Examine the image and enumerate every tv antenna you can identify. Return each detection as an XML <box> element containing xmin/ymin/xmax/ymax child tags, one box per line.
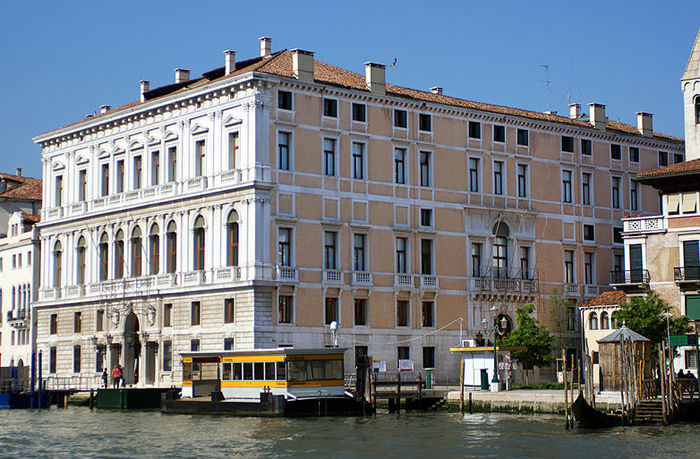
<box><xmin>540</xmin><ymin>64</ymin><xmax>550</xmax><ymax>112</ymax></box>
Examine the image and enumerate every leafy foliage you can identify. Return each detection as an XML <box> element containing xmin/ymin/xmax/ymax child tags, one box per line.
<box><xmin>615</xmin><ymin>291</ymin><xmax>690</xmax><ymax>345</ymax></box>
<box><xmin>501</xmin><ymin>303</ymin><xmax>554</xmax><ymax>370</ymax></box>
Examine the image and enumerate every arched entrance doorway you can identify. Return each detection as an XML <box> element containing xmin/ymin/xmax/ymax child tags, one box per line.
<box><xmin>124</xmin><ymin>312</ymin><xmax>141</xmax><ymax>386</ymax></box>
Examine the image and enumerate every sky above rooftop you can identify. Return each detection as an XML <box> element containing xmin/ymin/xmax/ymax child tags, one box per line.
<box><xmin>1</xmin><ymin>0</ymin><xmax>698</xmax><ymax>179</ymax></box>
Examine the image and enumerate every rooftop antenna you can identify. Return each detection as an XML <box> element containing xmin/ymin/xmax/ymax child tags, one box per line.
<box><xmin>540</xmin><ymin>64</ymin><xmax>550</xmax><ymax>112</ymax></box>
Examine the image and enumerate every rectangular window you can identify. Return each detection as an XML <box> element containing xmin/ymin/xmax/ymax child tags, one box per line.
<box><xmin>96</xmin><ymin>347</ymin><xmax>105</xmax><ymax>373</ymax></box>
<box><xmin>468</xmin><ymin>121</ymin><xmax>481</xmax><ymax>139</ymax></box>
<box><xmin>582</xmin><ymin>172</ymin><xmax>591</xmax><ymax>205</ymax></box>
<box><xmin>584</xmin><ymin>252</ymin><xmax>594</xmax><ymax>284</ymax></box>
<box><xmin>686</xmin><ymin>350</ymin><xmax>697</xmax><ymax>369</ymax></box>
<box><xmin>561</xmin><ymin>136</ymin><xmax>574</xmax><ymax>153</ymax></box>
<box><xmin>278</xmin><ymin>90</ymin><xmax>292</xmax><ymax>110</ymax></box>
<box><xmin>629</xmin><ymin>147</ymin><xmax>640</xmax><ymax>163</ymax></box>
<box><xmin>419</xmin><ymin>114</ymin><xmax>432</xmax><ymax>132</ymax></box>
<box><xmin>397</xmin><ymin>346</ymin><xmax>410</xmax><ymax>367</ymax></box>
<box><xmin>493</xmin><ymin>125</ymin><xmax>505</xmax><ymax>143</ymax></box>
<box><xmin>581</xmin><ymin>139</ymin><xmax>592</xmax><ymax>155</ymax></box>
<box><xmin>516</xmin><ymin>129</ymin><xmax>529</xmax><ymax>146</ymax></box>
<box><xmin>78</xmin><ymin>170</ymin><xmax>87</xmax><ymax>201</ymax></box>
<box><xmin>354</xmin><ymin>298</ymin><xmax>367</xmax><ymax>326</ymax></box>
<box><xmin>323</xmin><ymin>98</ymin><xmax>338</xmax><ymax>118</ymax></box>
<box><xmin>224</xmin><ymin>298</ymin><xmax>235</xmax><ymax>323</ymax></box>
<box><xmin>190</xmin><ymin>339</ymin><xmax>200</xmax><ymax>352</ymax></box>
<box><xmin>397</xmin><ymin>300</ymin><xmax>409</xmax><ymax>327</ymax></box>
<box><xmin>116</xmin><ymin>160</ymin><xmax>124</xmax><ymax>193</ymax></box>
<box><xmin>471</xmin><ymin>243</ymin><xmax>482</xmax><ymax>277</ymax></box>
<box><xmin>151</xmin><ymin>151</ymin><xmax>160</xmax><ymax>186</ymax></box>
<box><xmin>228</xmin><ymin>132</ymin><xmax>240</xmax><ymax>170</ymax></box>
<box><xmin>55</xmin><ymin>175</ymin><xmax>63</xmax><ymax>206</ymax></box>
<box><xmin>613</xmin><ymin>227</ymin><xmax>623</xmax><ymax>244</ymax></box>
<box><xmin>74</xmin><ymin>311</ymin><xmax>81</xmax><ymax>333</ymax></box>
<box><xmin>352</xmin><ymin>103</ymin><xmax>366</xmax><ymax>122</ymax></box>
<box><xmin>191</xmin><ymin>301</ymin><xmax>201</xmax><ymax>326</ymax></box>
<box><xmin>421</xmin><ymin>239</ymin><xmax>433</xmax><ymax>275</ymax></box>
<box><xmin>610</xmin><ymin>144</ymin><xmax>621</xmax><ymax>160</ymax></box>
<box><xmin>520</xmin><ymin>247</ymin><xmax>530</xmax><ymax>279</ymax></box>
<box><xmin>278</xmin><ymin>228</ymin><xmax>291</xmax><ymax>266</ymax></box>
<box><xmin>674</xmin><ymin>153</ymin><xmax>684</xmax><ymax>164</ymax></box>
<box><xmin>517</xmin><ymin>164</ymin><xmax>528</xmax><ymax>198</ymax></box>
<box><xmin>324</xmin><ymin>297</ymin><xmax>338</xmax><ymax>325</ymax></box>
<box><xmin>394</xmin><ymin>148</ymin><xmax>406</xmax><ymax>184</ymax></box>
<box><xmin>133</xmin><ymin>155</ymin><xmax>142</xmax><ymax>189</ymax></box>
<box><xmin>194</xmin><ymin>140</ymin><xmax>205</xmax><ymax>177</ymax></box>
<box><xmin>224</xmin><ymin>338</ymin><xmax>235</xmax><ymax>351</ymax></box>
<box><xmin>50</xmin><ymin>314</ymin><xmax>58</xmax><ymax>334</ymax></box>
<box><xmin>396</xmin><ymin>237</ymin><xmax>407</xmax><ymax>273</ymax></box>
<box><xmin>278</xmin><ymin>296</ymin><xmax>293</xmax><ymax>323</ymax></box>
<box><xmin>420</xmin><ymin>209</ymin><xmax>432</xmax><ymax>227</ymax></box>
<box><xmin>419</xmin><ymin>151</ymin><xmax>431</xmax><ymax>187</ymax></box>
<box><xmin>167</xmin><ymin>146</ymin><xmax>177</xmax><ymax>182</ymax></box>
<box><xmin>562</xmin><ymin>170</ymin><xmax>572</xmax><ymax>203</ymax></box>
<box><xmin>564</xmin><ymin>250</ymin><xmax>575</xmax><ymax>283</ymax></box>
<box><xmin>422</xmin><ymin>346</ymin><xmax>435</xmax><ymax>369</ymax></box>
<box><xmin>469</xmin><ymin>158</ymin><xmax>480</xmax><ymax>192</ymax></box>
<box><xmin>422</xmin><ymin>301</ymin><xmax>435</xmax><ymax>327</ymax></box>
<box><xmin>96</xmin><ymin>309</ymin><xmax>104</xmax><ymax>332</ymax></box>
<box><xmin>49</xmin><ymin>346</ymin><xmax>57</xmax><ymax>373</ymax></box>
<box><xmin>353</xmin><ymin>234</ymin><xmax>366</xmax><ymax>271</ymax></box>
<box><xmin>73</xmin><ymin>345</ymin><xmax>81</xmax><ymax>373</ymax></box>
<box><xmin>614</xmin><ymin>253</ymin><xmax>623</xmax><ymax>272</ymax></box>
<box><xmin>659</xmin><ymin>151</ymin><xmax>669</xmax><ymax>166</ymax></box>
<box><xmin>584</xmin><ymin>224</ymin><xmax>595</xmax><ymax>241</ymax></box>
<box><xmin>630</xmin><ymin>180</ymin><xmax>639</xmax><ymax>211</ymax></box>
<box><xmin>324</xmin><ymin>231</ymin><xmax>337</xmax><ymax>270</ymax></box>
<box><xmin>394</xmin><ymin>109</ymin><xmax>407</xmax><ymax>128</ymax></box>
<box><xmin>163</xmin><ymin>303</ymin><xmax>172</xmax><ymax>327</ymax></box>
<box><xmin>493</xmin><ymin>161</ymin><xmax>503</xmax><ymax>195</ymax></box>
<box><xmin>611</xmin><ymin>176</ymin><xmax>621</xmax><ymax>208</ymax></box>
<box><xmin>101</xmin><ymin>164</ymin><xmax>109</xmax><ymax>196</ymax></box>
<box><xmin>278</xmin><ymin>132</ymin><xmax>290</xmax><ymax>171</ymax></box>
<box><xmin>323</xmin><ymin>138</ymin><xmax>336</xmax><ymax>176</ymax></box>
<box><xmin>352</xmin><ymin>142</ymin><xmax>364</xmax><ymax>179</ymax></box>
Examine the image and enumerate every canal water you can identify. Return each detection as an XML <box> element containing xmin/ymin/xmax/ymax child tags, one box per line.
<box><xmin>0</xmin><ymin>408</ymin><xmax>698</xmax><ymax>458</ymax></box>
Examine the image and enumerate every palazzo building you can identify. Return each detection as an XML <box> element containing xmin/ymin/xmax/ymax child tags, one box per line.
<box><xmin>33</xmin><ymin>37</ymin><xmax>684</xmax><ymax>386</ymax></box>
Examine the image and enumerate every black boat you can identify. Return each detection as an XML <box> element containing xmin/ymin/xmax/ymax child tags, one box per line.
<box><xmin>571</xmin><ymin>392</ymin><xmax>622</xmax><ymax>428</ymax></box>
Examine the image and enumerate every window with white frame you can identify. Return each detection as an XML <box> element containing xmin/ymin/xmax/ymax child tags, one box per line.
<box><xmin>151</xmin><ymin>151</ymin><xmax>160</xmax><ymax>186</ymax></box>
<box><xmin>101</xmin><ymin>164</ymin><xmax>109</xmax><ymax>197</ymax></box>
<box><xmin>323</xmin><ymin>138</ymin><xmax>336</xmax><ymax>176</ymax></box>
<box><xmin>584</xmin><ymin>252</ymin><xmax>594</xmax><ymax>284</ymax></box>
<box><xmin>54</xmin><ymin>175</ymin><xmax>63</xmax><ymax>207</ymax></box>
<box><xmin>323</xmin><ymin>98</ymin><xmax>338</xmax><ymax>118</ymax></box>
<box><xmin>562</xmin><ymin>170</ymin><xmax>572</xmax><ymax>203</ymax></box>
<box><xmin>278</xmin><ymin>132</ymin><xmax>291</xmax><ymax>171</ymax></box>
<box><xmin>116</xmin><ymin>159</ymin><xmax>124</xmax><ymax>193</ymax></box>
<box><xmin>419</xmin><ymin>113</ymin><xmax>432</xmax><ymax>132</ymax></box>
<box><xmin>167</xmin><ymin>146</ymin><xmax>177</xmax><ymax>182</ymax></box>
<box><xmin>352</xmin><ymin>103</ymin><xmax>366</xmax><ymax>122</ymax></box>
<box><xmin>630</xmin><ymin>180</ymin><xmax>639</xmax><ymax>211</ymax></box>
<box><xmin>228</xmin><ymin>131</ymin><xmax>240</xmax><ymax>170</ymax></box>
<box><xmin>564</xmin><ymin>250</ymin><xmax>575</xmax><ymax>283</ymax></box>
<box><xmin>471</xmin><ymin>242</ymin><xmax>482</xmax><ymax>277</ymax></box>
<box><xmin>516</xmin><ymin>128</ymin><xmax>529</xmax><ymax>146</ymax></box>
<box><xmin>421</xmin><ymin>239</ymin><xmax>433</xmax><ymax>275</ymax></box>
<box><xmin>133</xmin><ymin>155</ymin><xmax>142</xmax><ymax>190</ymax></box>
<box><xmin>194</xmin><ymin>139</ymin><xmax>206</xmax><ymax>177</ymax></box>
<box><xmin>493</xmin><ymin>125</ymin><xmax>505</xmax><ymax>143</ymax></box>
<box><xmin>324</xmin><ymin>231</ymin><xmax>337</xmax><ymax>270</ymax></box>
<box><xmin>394</xmin><ymin>109</ymin><xmax>407</xmax><ymax>128</ymax></box>
<box><xmin>394</xmin><ymin>148</ymin><xmax>406</xmax><ymax>184</ymax></box>
<box><xmin>493</xmin><ymin>161</ymin><xmax>504</xmax><ymax>195</ymax></box>
<box><xmin>278</xmin><ymin>228</ymin><xmax>292</xmax><ymax>267</ymax></box>
<box><xmin>353</xmin><ymin>234</ymin><xmax>366</xmax><ymax>271</ymax></box>
<box><xmin>582</xmin><ymin>172</ymin><xmax>591</xmax><ymax>205</ymax></box>
<box><xmin>611</xmin><ymin>176</ymin><xmax>621</xmax><ymax>209</ymax></box>
<box><xmin>469</xmin><ymin>158</ymin><xmax>480</xmax><ymax>192</ymax></box>
<box><xmin>78</xmin><ymin>169</ymin><xmax>87</xmax><ymax>202</ymax></box>
<box><xmin>352</xmin><ymin>142</ymin><xmax>365</xmax><ymax>179</ymax></box>
<box><xmin>419</xmin><ymin>151</ymin><xmax>431</xmax><ymax>187</ymax></box>
<box><xmin>396</xmin><ymin>237</ymin><xmax>408</xmax><ymax>273</ymax></box>
<box><xmin>517</xmin><ymin>164</ymin><xmax>528</xmax><ymax>198</ymax></box>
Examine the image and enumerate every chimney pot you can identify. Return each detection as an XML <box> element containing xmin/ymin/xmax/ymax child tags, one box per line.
<box><xmin>174</xmin><ymin>68</ymin><xmax>190</xmax><ymax>84</ymax></box>
<box><xmin>292</xmin><ymin>49</ymin><xmax>315</xmax><ymax>83</ymax></box>
<box><xmin>637</xmin><ymin>112</ymin><xmax>653</xmax><ymax>137</ymax></box>
<box><xmin>568</xmin><ymin>103</ymin><xmax>580</xmax><ymax>119</ymax></box>
<box><xmin>365</xmin><ymin>62</ymin><xmax>386</xmax><ymax>95</ymax></box>
<box><xmin>430</xmin><ymin>86</ymin><xmax>443</xmax><ymax>95</ymax></box>
<box><xmin>588</xmin><ymin>103</ymin><xmax>607</xmax><ymax>130</ymax></box>
<box><xmin>16</xmin><ymin>168</ymin><xmax>21</xmax><ymax>177</ymax></box>
<box><xmin>259</xmin><ymin>37</ymin><xmax>272</xmax><ymax>57</ymax></box>
<box><xmin>99</xmin><ymin>104</ymin><xmax>111</xmax><ymax>114</ymax></box>
<box><xmin>224</xmin><ymin>50</ymin><xmax>236</xmax><ymax>75</ymax></box>
<box><xmin>139</xmin><ymin>80</ymin><xmax>150</xmax><ymax>102</ymax></box>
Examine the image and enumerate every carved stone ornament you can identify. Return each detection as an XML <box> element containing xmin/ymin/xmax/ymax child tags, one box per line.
<box><xmin>147</xmin><ymin>306</ymin><xmax>156</xmax><ymax>326</ymax></box>
<box><xmin>111</xmin><ymin>310</ymin><xmax>120</xmax><ymax>326</ymax></box>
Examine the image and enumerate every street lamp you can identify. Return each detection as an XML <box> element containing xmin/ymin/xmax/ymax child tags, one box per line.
<box><xmin>482</xmin><ymin>306</ymin><xmax>509</xmax><ymax>385</ymax></box>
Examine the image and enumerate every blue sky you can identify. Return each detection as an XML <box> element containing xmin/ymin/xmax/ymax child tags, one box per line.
<box><xmin>1</xmin><ymin>0</ymin><xmax>698</xmax><ymax>178</ymax></box>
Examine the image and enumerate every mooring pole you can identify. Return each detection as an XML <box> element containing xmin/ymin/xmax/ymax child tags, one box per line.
<box><xmin>37</xmin><ymin>351</ymin><xmax>43</xmax><ymax>411</ymax></box>
<box><xmin>563</xmin><ymin>349</ymin><xmax>569</xmax><ymax>430</ymax></box>
<box><xmin>30</xmin><ymin>351</ymin><xmax>36</xmax><ymax>409</ymax></box>
<box><xmin>460</xmin><ymin>358</ymin><xmax>465</xmax><ymax>413</ymax></box>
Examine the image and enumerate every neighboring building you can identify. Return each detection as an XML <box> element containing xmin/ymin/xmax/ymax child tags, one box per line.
<box><xmin>0</xmin><ymin>212</ymin><xmax>40</xmax><ymax>367</ymax></box>
<box><xmin>33</xmin><ymin>37</ymin><xmax>684</xmax><ymax>387</ymax></box>
<box><xmin>0</xmin><ymin>170</ymin><xmax>42</xmax><ymax>237</ymax></box>
<box><xmin>580</xmin><ymin>290</ymin><xmax>626</xmax><ymax>388</ymax></box>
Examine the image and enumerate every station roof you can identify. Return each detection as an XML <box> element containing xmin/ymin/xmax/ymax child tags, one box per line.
<box><xmin>598</xmin><ymin>325</ymin><xmax>650</xmax><ymax>343</ymax></box>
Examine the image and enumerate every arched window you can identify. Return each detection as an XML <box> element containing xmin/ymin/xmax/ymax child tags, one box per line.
<box><xmin>114</xmin><ymin>230</ymin><xmax>125</xmax><ymax>279</ymax></box>
<box><xmin>492</xmin><ymin>222</ymin><xmax>510</xmax><ymax>278</ymax></box>
<box><xmin>166</xmin><ymin>221</ymin><xmax>177</xmax><ymax>274</ymax></box>
<box><xmin>695</xmin><ymin>95</ymin><xmax>700</xmax><ymax>124</ymax></box>
<box><xmin>99</xmin><ymin>233</ymin><xmax>109</xmax><ymax>281</ymax></box>
<box><xmin>193</xmin><ymin>216</ymin><xmax>205</xmax><ymax>271</ymax></box>
<box><xmin>611</xmin><ymin>311</ymin><xmax>619</xmax><ymax>329</ymax></box>
<box><xmin>76</xmin><ymin>237</ymin><xmax>87</xmax><ymax>285</ymax></box>
<box><xmin>600</xmin><ymin>311</ymin><xmax>610</xmax><ymax>330</ymax></box>
<box><xmin>226</xmin><ymin>211</ymin><xmax>239</xmax><ymax>267</ymax></box>
<box><xmin>54</xmin><ymin>241</ymin><xmax>63</xmax><ymax>287</ymax></box>
<box><xmin>589</xmin><ymin>312</ymin><xmax>598</xmax><ymax>330</ymax></box>
<box><xmin>131</xmin><ymin>227</ymin><xmax>142</xmax><ymax>277</ymax></box>
<box><xmin>149</xmin><ymin>224</ymin><xmax>160</xmax><ymax>275</ymax></box>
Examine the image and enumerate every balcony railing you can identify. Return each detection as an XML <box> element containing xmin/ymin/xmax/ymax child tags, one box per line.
<box><xmin>470</xmin><ymin>269</ymin><xmax>539</xmax><ymax>295</ymax></box>
<box><xmin>324</xmin><ymin>269</ymin><xmax>343</xmax><ymax>284</ymax></box>
<box><xmin>351</xmin><ymin>271</ymin><xmax>372</xmax><ymax>286</ymax></box>
<box><xmin>276</xmin><ymin>266</ymin><xmax>298</xmax><ymax>282</ymax></box>
<box><xmin>564</xmin><ymin>283</ymin><xmax>580</xmax><ymax>296</ymax></box>
<box><xmin>420</xmin><ymin>275</ymin><xmax>438</xmax><ymax>290</ymax></box>
<box><xmin>395</xmin><ymin>274</ymin><xmax>413</xmax><ymax>288</ymax></box>
<box><xmin>623</xmin><ymin>216</ymin><xmax>665</xmax><ymax>234</ymax></box>
<box><xmin>584</xmin><ymin>285</ymin><xmax>599</xmax><ymax>297</ymax></box>
<box><xmin>674</xmin><ymin>266</ymin><xmax>700</xmax><ymax>284</ymax></box>
<box><xmin>610</xmin><ymin>269</ymin><xmax>650</xmax><ymax>285</ymax></box>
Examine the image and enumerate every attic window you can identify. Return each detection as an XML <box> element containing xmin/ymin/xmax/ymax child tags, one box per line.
<box><xmin>278</xmin><ymin>90</ymin><xmax>293</xmax><ymax>111</ymax></box>
<box><xmin>323</xmin><ymin>98</ymin><xmax>337</xmax><ymax>118</ymax></box>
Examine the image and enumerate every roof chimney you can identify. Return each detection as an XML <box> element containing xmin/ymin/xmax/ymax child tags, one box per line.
<box><xmin>430</xmin><ymin>86</ymin><xmax>443</xmax><ymax>95</ymax></box>
<box><xmin>637</xmin><ymin>112</ymin><xmax>653</xmax><ymax>137</ymax></box>
<box><xmin>259</xmin><ymin>37</ymin><xmax>272</xmax><ymax>57</ymax></box>
<box><xmin>568</xmin><ymin>103</ymin><xmax>580</xmax><ymax>119</ymax></box>
<box><xmin>292</xmin><ymin>49</ymin><xmax>314</xmax><ymax>83</ymax></box>
<box><xmin>16</xmin><ymin>168</ymin><xmax>21</xmax><ymax>177</ymax></box>
<box><xmin>224</xmin><ymin>50</ymin><xmax>236</xmax><ymax>75</ymax></box>
<box><xmin>365</xmin><ymin>62</ymin><xmax>386</xmax><ymax>95</ymax></box>
<box><xmin>175</xmin><ymin>69</ymin><xmax>190</xmax><ymax>84</ymax></box>
<box><xmin>140</xmin><ymin>80</ymin><xmax>150</xmax><ymax>102</ymax></box>
<box><xmin>588</xmin><ymin>103</ymin><xmax>607</xmax><ymax>130</ymax></box>
<box><xmin>99</xmin><ymin>104</ymin><xmax>111</xmax><ymax>114</ymax></box>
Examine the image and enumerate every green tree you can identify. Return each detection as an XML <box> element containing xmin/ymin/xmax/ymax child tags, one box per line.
<box><xmin>615</xmin><ymin>291</ymin><xmax>690</xmax><ymax>349</ymax></box>
<box><xmin>500</xmin><ymin>303</ymin><xmax>554</xmax><ymax>384</ymax></box>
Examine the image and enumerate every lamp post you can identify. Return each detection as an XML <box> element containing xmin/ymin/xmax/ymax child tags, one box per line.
<box><xmin>482</xmin><ymin>306</ymin><xmax>509</xmax><ymax>386</ymax></box>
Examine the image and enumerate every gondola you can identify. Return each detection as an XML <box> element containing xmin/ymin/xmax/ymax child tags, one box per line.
<box><xmin>571</xmin><ymin>392</ymin><xmax>623</xmax><ymax>428</ymax></box>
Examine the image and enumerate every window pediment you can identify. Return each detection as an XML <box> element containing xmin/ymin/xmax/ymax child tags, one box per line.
<box><xmin>223</xmin><ymin>115</ymin><xmax>242</xmax><ymax>127</ymax></box>
<box><xmin>191</xmin><ymin>123</ymin><xmax>209</xmax><ymax>135</ymax></box>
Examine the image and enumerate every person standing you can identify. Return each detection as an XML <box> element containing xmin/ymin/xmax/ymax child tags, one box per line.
<box><xmin>102</xmin><ymin>369</ymin><xmax>108</xmax><ymax>388</ymax></box>
<box><xmin>112</xmin><ymin>365</ymin><xmax>121</xmax><ymax>388</ymax></box>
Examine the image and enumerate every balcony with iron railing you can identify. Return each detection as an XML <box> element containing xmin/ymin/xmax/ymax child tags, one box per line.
<box><xmin>470</xmin><ymin>268</ymin><xmax>539</xmax><ymax>296</ymax></box>
<box><xmin>674</xmin><ymin>266</ymin><xmax>700</xmax><ymax>288</ymax></box>
<box><xmin>622</xmin><ymin>215</ymin><xmax>666</xmax><ymax>235</ymax></box>
<box><xmin>7</xmin><ymin>309</ymin><xmax>28</xmax><ymax>328</ymax></box>
<box><xmin>610</xmin><ymin>269</ymin><xmax>650</xmax><ymax>291</ymax></box>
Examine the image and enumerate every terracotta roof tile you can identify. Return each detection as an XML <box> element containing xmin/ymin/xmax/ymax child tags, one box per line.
<box><xmin>635</xmin><ymin>157</ymin><xmax>700</xmax><ymax>181</ymax></box>
<box><xmin>583</xmin><ymin>291</ymin><xmax>626</xmax><ymax>308</ymax></box>
<box><xmin>22</xmin><ymin>213</ymin><xmax>40</xmax><ymax>224</ymax></box>
<box><xmin>0</xmin><ymin>173</ymin><xmax>42</xmax><ymax>201</ymax></box>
